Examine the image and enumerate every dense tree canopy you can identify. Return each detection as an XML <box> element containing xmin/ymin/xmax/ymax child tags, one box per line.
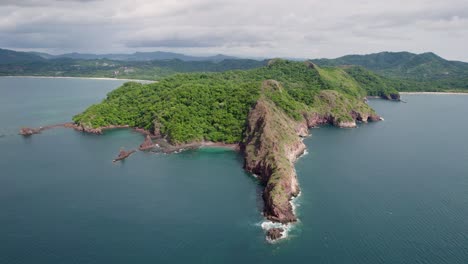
<box><xmin>73</xmin><ymin>60</ymin><xmax>395</xmax><ymax>144</ymax></box>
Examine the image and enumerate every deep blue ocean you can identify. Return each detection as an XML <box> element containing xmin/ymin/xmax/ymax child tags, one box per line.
<box><xmin>1</xmin><ymin>77</ymin><xmax>467</xmax><ymax>263</ymax></box>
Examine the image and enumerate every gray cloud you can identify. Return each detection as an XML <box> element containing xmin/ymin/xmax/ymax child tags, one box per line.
<box><xmin>1</xmin><ymin>0</ymin><xmax>467</xmax><ymax>61</ymax></box>
<box><xmin>0</xmin><ymin>0</ymin><xmax>100</xmax><ymax>6</ymax></box>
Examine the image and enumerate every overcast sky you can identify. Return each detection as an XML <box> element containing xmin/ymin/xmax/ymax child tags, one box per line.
<box><xmin>1</xmin><ymin>0</ymin><xmax>468</xmax><ymax>61</ymax></box>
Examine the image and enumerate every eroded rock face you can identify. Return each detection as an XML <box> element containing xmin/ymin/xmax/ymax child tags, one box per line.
<box><xmin>242</xmin><ymin>87</ymin><xmax>382</xmax><ymax>231</ymax></box>
<box><xmin>303</xmin><ymin>112</ymin><xmax>331</xmax><ymax>127</ymax></box>
<box><xmin>351</xmin><ymin>110</ymin><xmax>381</xmax><ymax>123</ymax></box>
<box><xmin>336</xmin><ymin>121</ymin><xmax>357</xmax><ymax>128</ymax></box>
<box><xmin>242</xmin><ymin>98</ymin><xmax>304</xmax><ymax>224</ymax></box>
<box><xmin>381</xmin><ymin>93</ymin><xmax>401</xmax><ymax>101</ymax></box>
<box><xmin>266</xmin><ymin>228</ymin><xmax>284</xmax><ymax>241</ymax></box>
<box><xmin>139</xmin><ymin>135</ymin><xmax>155</xmax><ymax>151</ymax></box>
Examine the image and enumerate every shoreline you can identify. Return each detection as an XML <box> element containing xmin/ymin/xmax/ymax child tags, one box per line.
<box><xmin>400</xmin><ymin>92</ymin><xmax>468</xmax><ymax>95</ymax></box>
<box><xmin>0</xmin><ymin>75</ymin><xmax>155</xmax><ymax>83</ymax></box>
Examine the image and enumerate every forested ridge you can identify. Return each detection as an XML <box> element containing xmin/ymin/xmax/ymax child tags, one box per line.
<box><xmin>73</xmin><ymin>60</ymin><xmax>392</xmax><ymax>144</ymax></box>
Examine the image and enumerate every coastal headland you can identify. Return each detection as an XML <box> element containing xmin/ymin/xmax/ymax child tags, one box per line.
<box><xmin>19</xmin><ymin>60</ymin><xmax>400</xmax><ymax>241</ymax></box>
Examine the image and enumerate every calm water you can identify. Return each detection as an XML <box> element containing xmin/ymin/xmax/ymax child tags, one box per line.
<box><xmin>1</xmin><ymin>77</ymin><xmax>468</xmax><ymax>263</ymax></box>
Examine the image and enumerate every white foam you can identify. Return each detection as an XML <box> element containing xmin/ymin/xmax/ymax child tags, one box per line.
<box><xmin>291</xmin><ymin>191</ymin><xmax>302</xmax><ymax>214</ymax></box>
<box><xmin>259</xmin><ymin>220</ymin><xmax>296</xmax><ymax>243</ymax></box>
<box><xmin>259</xmin><ymin>192</ymin><xmax>303</xmax><ymax>243</ymax></box>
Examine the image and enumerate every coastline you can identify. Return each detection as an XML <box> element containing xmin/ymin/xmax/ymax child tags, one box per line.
<box><xmin>0</xmin><ymin>75</ymin><xmax>155</xmax><ymax>83</ymax></box>
<box><xmin>400</xmin><ymin>92</ymin><xmax>468</xmax><ymax>95</ymax></box>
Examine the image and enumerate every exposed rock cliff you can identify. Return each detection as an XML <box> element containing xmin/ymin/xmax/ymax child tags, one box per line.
<box><xmin>139</xmin><ymin>135</ymin><xmax>155</xmax><ymax>151</ymax></box>
<box><xmin>241</xmin><ymin>82</ymin><xmax>380</xmax><ymax>241</ymax></box>
<box><xmin>380</xmin><ymin>93</ymin><xmax>401</xmax><ymax>101</ymax></box>
<box><xmin>242</xmin><ymin>97</ymin><xmax>304</xmax><ymax>224</ymax></box>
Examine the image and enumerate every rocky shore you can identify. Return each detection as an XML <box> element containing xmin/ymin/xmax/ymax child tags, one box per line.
<box><xmin>139</xmin><ymin>135</ymin><xmax>156</xmax><ymax>151</ymax></box>
<box><xmin>64</xmin><ymin>123</ymin><xmax>130</xmax><ymax>134</ymax></box>
<box><xmin>19</xmin><ymin>85</ymin><xmax>383</xmax><ymax>242</ymax></box>
<box><xmin>241</xmin><ymin>84</ymin><xmax>381</xmax><ymax>241</ymax></box>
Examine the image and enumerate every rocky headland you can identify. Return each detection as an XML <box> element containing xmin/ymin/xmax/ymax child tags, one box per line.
<box><xmin>241</xmin><ymin>81</ymin><xmax>380</xmax><ymax>240</ymax></box>
<box><xmin>21</xmin><ymin>59</ymin><xmax>394</xmax><ymax>242</ymax></box>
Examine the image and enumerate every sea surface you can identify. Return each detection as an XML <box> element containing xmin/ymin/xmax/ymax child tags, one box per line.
<box><xmin>1</xmin><ymin>77</ymin><xmax>468</xmax><ymax>264</ymax></box>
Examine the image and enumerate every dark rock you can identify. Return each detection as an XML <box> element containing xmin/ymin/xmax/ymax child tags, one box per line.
<box><xmin>19</xmin><ymin>127</ymin><xmax>41</xmax><ymax>136</ymax></box>
<box><xmin>113</xmin><ymin>149</ymin><xmax>136</xmax><ymax>162</ymax></box>
<box><xmin>380</xmin><ymin>93</ymin><xmax>401</xmax><ymax>101</ymax></box>
<box><xmin>266</xmin><ymin>228</ymin><xmax>284</xmax><ymax>241</ymax></box>
<box><xmin>390</xmin><ymin>93</ymin><xmax>401</xmax><ymax>101</ymax></box>
<box><xmin>139</xmin><ymin>135</ymin><xmax>155</xmax><ymax>151</ymax></box>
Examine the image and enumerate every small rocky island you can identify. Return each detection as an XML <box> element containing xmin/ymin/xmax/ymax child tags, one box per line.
<box><xmin>23</xmin><ymin>60</ymin><xmax>400</xmax><ymax>242</ymax></box>
<box><xmin>113</xmin><ymin>149</ymin><xmax>136</xmax><ymax>162</ymax></box>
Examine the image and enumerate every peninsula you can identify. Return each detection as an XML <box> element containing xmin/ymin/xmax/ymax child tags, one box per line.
<box><xmin>71</xmin><ymin>59</ymin><xmax>398</xmax><ymax>241</ymax></box>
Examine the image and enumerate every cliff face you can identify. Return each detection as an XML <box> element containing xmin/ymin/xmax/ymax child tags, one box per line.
<box><xmin>241</xmin><ymin>84</ymin><xmax>380</xmax><ymax>240</ymax></box>
<box><xmin>242</xmin><ymin>97</ymin><xmax>304</xmax><ymax>223</ymax></box>
<box><xmin>304</xmin><ymin>90</ymin><xmax>380</xmax><ymax>128</ymax></box>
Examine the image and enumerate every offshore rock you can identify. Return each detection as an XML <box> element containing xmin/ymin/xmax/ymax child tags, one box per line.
<box><xmin>19</xmin><ymin>127</ymin><xmax>41</xmax><ymax>136</ymax></box>
<box><xmin>266</xmin><ymin>228</ymin><xmax>284</xmax><ymax>241</ymax></box>
<box><xmin>113</xmin><ymin>149</ymin><xmax>136</xmax><ymax>162</ymax></box>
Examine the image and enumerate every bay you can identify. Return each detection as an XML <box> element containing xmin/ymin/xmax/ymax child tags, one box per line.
<box><xmin>1</xmin><ymin>77</ymin><xmax>467</xmax><ymax>263</ymax></box>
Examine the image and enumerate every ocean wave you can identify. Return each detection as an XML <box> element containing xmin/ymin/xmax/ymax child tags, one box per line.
<box><xmin>259</xmin><ymin>220</ymin><xmax>294</xmax><ymax>243</ymax></box>
<box><xmin>256</xmin><ymin>192</ymin><xmax>302</xmax><ymax>243</ymax></box>
<box><xmin>299</xmin><ymin>149</ymin><xmax>309</xmax><ymax>158</ymax></box>
<box><xmin>291</xmin><ymin>191</ymin><xmax>302</xmax><ymax>214</ymax></box>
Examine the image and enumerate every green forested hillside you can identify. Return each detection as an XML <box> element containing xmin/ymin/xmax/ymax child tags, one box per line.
<box><xmin>3</xmin><ymin>48</ymin><xmax>467</xmax><ymax>91</ymax></box>
<box><xmin>73</xmin><ymin>60</ymin><xmax>387</xmax><ymax>144</ymax></box>
<box><xmin>0</xmin><ymin>57</ymin><xmax>266</xmax><ymax>81</ymax></box>
<box><xmin>312</xmin><ymin>51</ymin><xmax>468</xmax><ymax>90</ymax></box>
<box><xmin>0</xmin><ymin>48</ymin><xmax>45</xmax><ymax>64</ymax></box>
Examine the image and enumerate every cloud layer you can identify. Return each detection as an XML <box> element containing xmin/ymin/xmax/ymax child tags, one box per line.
<box><xmin>1</xmin><ymin>0</ymin><xmax>468</xmax><ymax>60</ymax></box>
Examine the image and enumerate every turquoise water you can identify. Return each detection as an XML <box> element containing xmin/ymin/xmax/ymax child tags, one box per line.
<box><xmin>1</xmin><ymin>77</ymin><xmax>468</xmax><ymax>263</ymax></box>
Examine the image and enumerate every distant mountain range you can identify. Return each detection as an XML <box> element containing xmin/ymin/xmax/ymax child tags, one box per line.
<box><xmin>0</xmin><ymin>49</ymin><xmax>46</xmax><ymax>64</ymax></box>
<box><xmin>0</xmin><ymin>48</ymin><xmax>238</xmax><ymax>63</ymax></box>
<box><xmin>311</xmin><ymin>51</ymin><xmax>468</xmax><ymax>81</ymax></box>
<box><xmin>30</xmin><ymin>50</ymin><xmax>237</xmax><ymax>62</ymax></box>
<box><xmin>1</xmin><ymin>48</ymin><xmax>467</xmax><ymax>90</ymax></box>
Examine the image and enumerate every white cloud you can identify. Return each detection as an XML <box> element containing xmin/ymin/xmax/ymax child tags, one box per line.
<box><xmin>1</xmin><ymin>0</ymin><xmax>467</xmax><ymax>61</ymax></box>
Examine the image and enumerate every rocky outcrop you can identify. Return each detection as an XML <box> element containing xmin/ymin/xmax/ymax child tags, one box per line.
<box><xmin>19</xmin><ymin>127</ymin><xmax>41</xmax><ymax>136</ymax></box>
<box><xmin>266</xmin><ymin>228</ymin><xmax>284</xmax><ymax>241</ymax></box>
<box><xmin>113</xmin><ymin>149</ymin><xmax>136</xmax><ymax>162</ymax></box>
<box><xmin>381</xmin><ymin>93</ymin><xmax>401</xmax><ymax>101</ymax></box>
<box><xmin>65</xmin><ymin>123</ymin><xmax>130</xmax><ymax>134</ymax></box>
<box><xmin>241</xmin><ymin>87</ymin><xmax>382</xmax><ymax>241</ymax></box>
<box><xmin>241</xmin><ymin>98</ymin><xmax>304</xmax><ymax>226</ymax></box>
<box><xmin>139</xmin><ymin>135</ymin><xmax>155</xmax><ymax>151</ymax></box>
<box><xmin>19</xmin><ymin>123</ymin><xmax>71</xmax><ymax>136</ymax></box>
